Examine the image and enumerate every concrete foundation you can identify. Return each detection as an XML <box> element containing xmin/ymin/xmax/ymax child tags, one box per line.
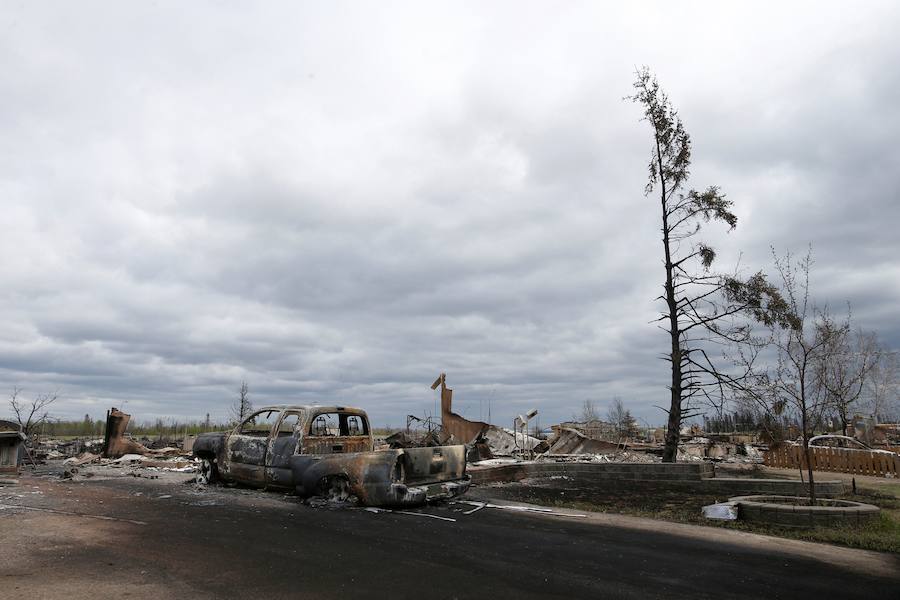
<box><xmin>469</xmin><ymin>461</ymin><xmax>844</xmax><ymax>497</ymax></box>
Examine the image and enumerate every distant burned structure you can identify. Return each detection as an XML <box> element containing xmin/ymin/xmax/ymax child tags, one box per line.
<box><xmin>547</xmin><ymin>426</ymin><xmax>623</xmax><ymax>454</ymax></box>
<box><xmin>430</xmin><ymin>373</ymin><xmax>545</xmax><ymax>458</ymax></box>
<box><xmin>557</xmin><ymin>419</ymin><xmax>617</xmax><ymax>441</ymax></box>
<box><xmin>432</xmin><ymin>373</ymin><xmax>490</xmax><ymax>444</ymax></box>
<box><xmin>101</xmin><ymin>407</ymin><xmax>151</xmax><ymax>459</ymax></box>
<box><xmin>0</xmin><ymin>419</ymin><xmax>26</xmax><ymax>475</ymax></box>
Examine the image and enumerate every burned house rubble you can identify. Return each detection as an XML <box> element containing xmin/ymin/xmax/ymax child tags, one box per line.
<box><xmin>22</xmin><ymin>408</ymin><xmax>199</xmax><ymax>481</ymax></box>
<box><xmin>400</xmin><ymin>373</ymin><xmax>770</xmax><ymax>467</ymax></box>
<box><xmin>11</xmin><ymin>374</ymin><xmax>899</xmax><ymax>511</ymax></box>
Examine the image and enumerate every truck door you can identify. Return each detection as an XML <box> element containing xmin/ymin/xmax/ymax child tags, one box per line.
<box><xmin>227</xmin><ymin>409</ymin><xmax>280</xmax><ymax>486</ymax></box>
<box><xmin>265</xmin><ymin>410</ymin><xmax>303</xmax><ymax>487</ymax></box>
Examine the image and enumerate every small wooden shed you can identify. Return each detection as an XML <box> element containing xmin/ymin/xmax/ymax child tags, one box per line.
<box><xmin>0</xmin><ymin>419</ymin><xmax>26</xmax><ymax>475</ymax></box>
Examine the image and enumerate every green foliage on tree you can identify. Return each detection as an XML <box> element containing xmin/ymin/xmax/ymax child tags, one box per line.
<box><xmin>628</xmin><ymin>68</ymin><xmax>795</xmax><ymax>462</ymax></box>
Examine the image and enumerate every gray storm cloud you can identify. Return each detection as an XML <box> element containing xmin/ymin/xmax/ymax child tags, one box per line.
<box><xmin>1</xmin><ymin>1</ymin><xmax>898</xmax><ymax>427</ymax></box>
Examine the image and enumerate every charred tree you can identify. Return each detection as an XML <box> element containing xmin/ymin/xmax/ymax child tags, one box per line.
<box><xmin>8</xmin><ymin>388</ymin><xmax>57</xmax><ymax>438</ymax></box>
<box><xmin>629</xmin><ymin>68</ymin><xmax>794</xmax><ymax>462</ymax></box>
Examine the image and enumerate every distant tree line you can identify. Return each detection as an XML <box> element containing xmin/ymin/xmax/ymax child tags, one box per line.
<box><xmin>702</xmin><ymin>408</ymin><xmax>794</xmax><ymax>438</ymax></box>
<box><xmin>34</xmin><ymin>415</ymin><xmax>231</xmax><ymax>439</ymax></box>
<box><xmin>6</xmin><ymin>380</ymin><xmax>256</xmax><ymax>440</ymax></box>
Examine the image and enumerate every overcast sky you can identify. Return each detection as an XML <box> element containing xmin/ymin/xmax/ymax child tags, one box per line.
<box><xmin>2</xmin><ymin>1</ymin><xmax>898</xmax><ymax>428</ymax></box>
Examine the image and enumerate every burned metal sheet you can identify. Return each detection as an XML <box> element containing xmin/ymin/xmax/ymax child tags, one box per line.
<box><xmin>546</xmin><ymin>427</ymin><xmax>623</xmax><ymax>455</ymax></box>
<box><xmin>432</xmin><ymin>373</ymin><xmax>490</xmax><ymax>444</ymax></box>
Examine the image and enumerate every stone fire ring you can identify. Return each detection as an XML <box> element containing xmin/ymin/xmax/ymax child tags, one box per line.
<box><xmin>729</xmin><ymin>495</ymin><xmax>880</xmax><ymax>528</ymax></box>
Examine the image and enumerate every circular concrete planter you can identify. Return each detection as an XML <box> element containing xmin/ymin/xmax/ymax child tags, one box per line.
<box><xmin>730</xmin><ymin>495</ymin><xmax>880</xmax><ymax>528</ymax></box>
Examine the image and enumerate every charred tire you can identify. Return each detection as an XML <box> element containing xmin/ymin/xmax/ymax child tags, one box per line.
<box><xmin>392</xmin><ymin>457</ymin><xmax>406</xmax><ymax>483</ymax></box>
<box><xmin>320</xmin><ymin>475</ymin><xmax>353</xmax><ymax>502</ymax></box>
<box><xmin>197</xmin><ymin>457</ymin><xmax>218</xmax><ymax>485</ymax></box>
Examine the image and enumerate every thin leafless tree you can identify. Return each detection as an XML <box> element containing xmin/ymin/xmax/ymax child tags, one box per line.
<box><xmin>606</xmin><ymin>397</ymin><xmax>626</xmax><ymax>438</ymax></box>
<box><xmin>229</xmin><ymin>380</ymin><xmax>253</xmax><ymax>425</ymax></box>
<box><xmin>819</xmin><ymin>322</ymin><xmax>878</xmax><ymax>435</ymax></box>
<box><xmin>579</xmin><ymin>399</ymin><xmax>600</xmax><ymax>423</ymax></box>
<box><xmin>573</xmin><ymin>400</ymin><xmax>606</xmax><ymax>439</ymax></box>
<box><xmin>739</xmin><ymin>249</ymin><xmax>845</xmax><ymax>503</ymax></box>
<box><xmin>607</xmin><ymin>397</ymin><xmax>639</xmax><ymax>442</ymax></box>
<box><xmin>866</xmin><ymin>346</ymin><xmax>899</xmax><ymax>422</ymax></box>
<box><xmin>8</xmin><ymin>387</ymin><xmax>58</xmax><ymax>438</ymax></box>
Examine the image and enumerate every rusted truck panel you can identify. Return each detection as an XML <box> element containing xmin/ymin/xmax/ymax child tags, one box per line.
<box><xmin>292</xmin><ymin>444</ymin><xmax>468</xmax><ymax>505</ymax></box>
<box><xmin>193</xmin><ymin>405</ymin><xmax>470</xmax><ymax>506</ymax></box>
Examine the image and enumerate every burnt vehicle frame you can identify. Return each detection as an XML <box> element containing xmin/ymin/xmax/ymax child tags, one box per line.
<box><xmin>193</xmin><ymin>405</ymin><xmax>470</xmax><ymax>506</ymax></box>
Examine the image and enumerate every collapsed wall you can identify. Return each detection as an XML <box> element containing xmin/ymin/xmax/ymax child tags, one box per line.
<box><xmin>431</xmin><ymin>373</ymin><xmax>545</xmax><ymax>457</ymax></box>
<box><xmin>101</xmin><ymin>408</ymin><xmax>151</xmax><ymax>459</ymax></box>
<box><xmin>433</xmin><ymin>373</ymin><xmax>491</xmax><ymax>444</ymax></box>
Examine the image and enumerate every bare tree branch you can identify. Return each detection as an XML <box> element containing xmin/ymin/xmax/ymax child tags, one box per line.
<box><xmin>8</xmin><ymin>388</ymin><xmax>58</xmax><ymax>438</ymax></box>
<box><xmin>229</xmin><ymin>380</ymin><xmax>254</xmax><ymax>425</ymax></box>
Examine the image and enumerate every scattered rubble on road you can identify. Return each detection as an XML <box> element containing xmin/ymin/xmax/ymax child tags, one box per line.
<box><xmin>356</xmin><ymin>499</ymin><xmax>587</xmax><ymax>522</ymax></box>
<box><xmin>453</xmin><ymin>500</ymin><xmax>588</xmax><ymax>518</ymax></box>
<box><xmin>60</xmin><ymin>449</ymin><xmax>198</xmax><ymax>481</ymax></box>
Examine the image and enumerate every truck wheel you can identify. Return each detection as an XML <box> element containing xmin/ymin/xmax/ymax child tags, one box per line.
<box><xmin>321</xmin><ymin>476</ymin><xmax>351</xmax><ymax>502</ymax></box>
<box><xmin>197</xmin><ymin>457</ymin><xmax>218</xmax><ymax>485</ymax></box>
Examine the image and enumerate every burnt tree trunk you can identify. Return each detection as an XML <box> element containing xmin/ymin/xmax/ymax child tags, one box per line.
<box><xmin>658</xmin><ymin>130</ymin><xmax>682</xmax><ymax>464</ymax></box>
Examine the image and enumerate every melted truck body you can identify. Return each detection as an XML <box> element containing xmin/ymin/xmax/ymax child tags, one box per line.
<box><xmin>193</xmin><ymin>405</ymin><xmax>470</xmax><ymax>506</ymax></box>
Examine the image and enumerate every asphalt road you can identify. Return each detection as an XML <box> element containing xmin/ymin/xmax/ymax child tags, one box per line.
<box><xmin>1</xmin><ymin>470</ymin><xmax>897</xmax><ymax>600</ymax></box>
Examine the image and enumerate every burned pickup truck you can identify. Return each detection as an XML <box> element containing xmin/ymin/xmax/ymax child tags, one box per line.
<box><xmin>193</xmin><ymin>405</ymin><xmax>470</xmax><ymax>506</ymax></box>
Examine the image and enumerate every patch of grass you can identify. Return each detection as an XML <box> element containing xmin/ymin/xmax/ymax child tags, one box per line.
<box><xmin>868</xmin><ymin>482</ymin><xmax>900</xmax><ymax>499</ymax></box>
<box><xmin>751</xmin><ymin>512</ymin><xmax>900</xmax><ymax>553</ymax></box>
<box><xmin>480</xmin><ymin>482</ymin><xmax>900</xmax><ymax>554</ymax></box>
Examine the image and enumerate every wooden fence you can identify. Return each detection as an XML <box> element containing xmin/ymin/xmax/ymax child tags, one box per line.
<box><xmin>764</xmin><ymin>444</ymin><xmax>900</xmax><ymax>478</ymax></box>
